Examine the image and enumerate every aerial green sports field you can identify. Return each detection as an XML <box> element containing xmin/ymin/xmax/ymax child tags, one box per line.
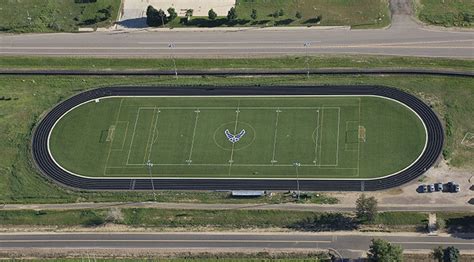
<box><xmin>49</xmin><ymin>96</ymin><xmax>426</xmax><ymax>179</ymax></box>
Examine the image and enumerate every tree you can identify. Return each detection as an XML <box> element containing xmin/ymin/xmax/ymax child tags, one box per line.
<box><xmin>272</xmin><ymin>10</ymin><xmax>279</xmax><ymax>18</ymax></box>
<box><xmin>443</xmin><ymin>246</ymin><xmax>460</xmax><ymax>262</ymax></box>
<box><xmin>250</xmin><ymin>9</ymin><xmax>257</xmax><ymax>20</ymax></box>
<box><xmin>146</xmin><ymin>5</ymin><xmax>160</xmax><ymax>27</ymax></box>
<box><xmin>356</xmin><ymin>193</ymin><xmax>378</xmax><ymax>223</ymax></box>
<box><xmin>185</xmin><ymin>9</ymin><xmax>194</xmax><ymax>22</ymax></box>
<box><xmin>157</xmin><ymin>9</ymin><xmax>167</xmax><ymax>27</ymax></box>
<box><xmin>227</xmin><ymin>7</ymin><xmax>237</xmax><ymax>21</ymax></box>
<box><xmin>167</xmin><ymin>7</ymin><xmax>177</xmax><ymax>21</ymax></box>
<box><xmin>208</xmin><ymin>9</ymin><xmax>217</xmax><ymax>20</ymax></box>
<box><xmin>432</xmin><ymin>246</ymin><xmax>444</xmax><ymax>262</ymax></box>
<box><xmin>295</xmin><ymin>11</ymin><xmax>302</xmax><ymax>19</ymax></box>
<box><xmin>367</xmin><ymin>239</ymin><xmax>403</xmax><ymax>262</ymax></box>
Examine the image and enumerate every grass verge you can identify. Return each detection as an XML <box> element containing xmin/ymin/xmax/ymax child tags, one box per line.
<box><xmin>415</xmin><ymin>0</ymin><xmax>474</xmax><ymax>27</ymax></box>
<box><xmin>436</xmin><ymin>212</ymin><xmax>474</xmax><ymax>233</ymax></box>
<box><xmin>0</xmin><ymin>0</ymin><xmax>121</xmax><ymax>33</ymax></box>
<box><xmin>0</xmin><ymin>208</ymin><xmax>471</xmax><ymax>234</ymax></box>
<box><xmin>1</xmin><ymin>55</ymin><xmax>473</xmax><ymax>71</ymax></box>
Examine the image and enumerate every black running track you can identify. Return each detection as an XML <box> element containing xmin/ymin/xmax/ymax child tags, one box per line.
<box><xmin>32</xmin><ymin>86</ymin><xmax>444</xmax><ymax>191</ymax></box>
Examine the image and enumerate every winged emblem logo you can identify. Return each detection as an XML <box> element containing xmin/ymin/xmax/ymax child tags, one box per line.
<box><xmin>224</xmin><ymin>129</ymin><xmax>246</xmax><ymax>143</ymax></box>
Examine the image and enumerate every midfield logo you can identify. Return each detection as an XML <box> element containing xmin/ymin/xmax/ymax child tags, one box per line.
<box><xmin>225</xmin><ymin>129</ymin><xmax>246</xmax><ymax>143</ymax></box>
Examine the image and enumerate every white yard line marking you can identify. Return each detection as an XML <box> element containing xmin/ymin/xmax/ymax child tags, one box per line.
<box><xmin>357</xmin><ymin>98</ymin><xmax>362</xmax><ymax>177</ymax></box>
<box><xmin>143</xmin><ymin>108</ymin><xmax>158</xmax><ymax>163</ymax></box>
<box><xmin>318</xmin><ymin>108</ymin><xmax>325</xmax><ymax>167</ymax></box>
<box><xmin>313</xmin><ymin>109</ymin><xmax>320</xmax><ymax>166</ymax></box>
<box><xmin>335</xmin><ymin>107</ymin><xmax>341</xmax><ymax>166</ymax></box>
<box><xmin>270</xmin><ymin>108</ymin><xmax>281</xmax><ymax>164</ymax></box>
<box><xmin>119</xmin><ymin>121</ymin><xmax>130</xmax><ymax>151</ymax></box>
<box><xmin>186</xmin><ymin>109</ymin><xmax>201</xmax><ymax>165</ymax></box>
<box><xmin>126</xmin><ymin>108</ymin><xmax>141</xmax><ymax>165</ymax></box>
<box><xmin>147</xmin><ymin>108</ymin><xmax>161</xmax><ymax>161</ymax></box>
<box><xmin>228</xmin><ymin>101</ymin><xmax>241</xmax><ymax>174</ymax></box>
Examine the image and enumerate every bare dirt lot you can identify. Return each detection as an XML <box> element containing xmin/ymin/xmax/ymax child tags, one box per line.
<box><xmin>334</xmin><ymin>160</ymin><xmax>473</xmax><ymax>207</ymax></box>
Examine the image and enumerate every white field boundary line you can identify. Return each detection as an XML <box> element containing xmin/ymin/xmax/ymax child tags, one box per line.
<box><xmin>270</xmin><ymin>108</ymin><xmax>281</xmax><ymax>164</ymax></box>
<box><xmin>107</xmin><ymin>164</ymin><xmax>358</xmax><ymax>168</ymax></box>
<box><xmin>137</xmin><ymin>106</ymin><xmax>339</xmax><ymax>110</ymax></box>
<box><xmin>47</xmin><ymin>95</ymin><xmax>428</xmax><ymax>181</ymax></box>
<box><xmin>128</xmin><ymin>106</ymin><xmax>334</xmax><ymax>168</ymax></box>
<box><xmin>186</xmin><ymin>109</ymin><xmax>201</xmax><ymax>164</ymax></box>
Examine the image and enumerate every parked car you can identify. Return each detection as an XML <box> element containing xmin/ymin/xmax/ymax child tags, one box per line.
<box><xmin>434</xmin><ymin>183</ymin><xmax>443</xmax><ymax>191</ymax></box>
<box><xmin>445</xmin><ymin>182</ymin><xmax>460</xmax><ymax>193</ymax></box>
<box><xmin>453</xmin><ymin>184</ymin><xmax>460</xmax><ymax>192</ymax></box>
<box><xmin>418</xmin><ymin>184</ymin><xmax>428</xmax><ymax>193</ymax></box>
<box><xmin>428</xmin><ymin>184</ymin><xmax>435</xmax><ymax>192</ymax></box>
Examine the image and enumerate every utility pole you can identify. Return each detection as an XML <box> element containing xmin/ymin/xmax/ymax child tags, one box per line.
<box><xmin>293</xmin><ymin>161</ymin><xmax>301</xmax><ymax>201</ymax></box>
<box><xmin>146</xmin><ymin>160</ymin><xmax>157</xmax><ymax>201</ymax></box>
<box><xmin>304</xmin><ymin>42</ymin><xmax>311</xmax><ymax>79</ymax></box>
<box><xmin>26</xmin><ymin>10</ymin><xmax>32</xmax><ymax>26</ymax></box>
<box><xmin>169</xmin><ymin>43</ymin><xmax>178</xmax><ymax>79</ymax></box>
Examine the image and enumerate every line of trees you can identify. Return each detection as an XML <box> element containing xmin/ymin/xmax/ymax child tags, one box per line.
<box><xmin>146</xmin><ymin>6</ymin><xmax>320</xmax><ymax>27</ymax></box>
<box><xmin>368</xmin><ymin>239</ymin><xmax>461</xmax><ymax>262</ymax></box>
<box><xmin>146</xmin><ymin>6</ymin><xmax>241</xmax><ymax>26</ymax></box>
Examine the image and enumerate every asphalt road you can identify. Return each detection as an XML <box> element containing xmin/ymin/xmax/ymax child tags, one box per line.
<box><xmin>0</xmin><ymin>15</ymin><xmax>472</xmax><ymax>58</ymax></box>
<box><xmin>1</xmin><ymin>232</ymin><xmax>473</xmax><ymax>258</ymax></box>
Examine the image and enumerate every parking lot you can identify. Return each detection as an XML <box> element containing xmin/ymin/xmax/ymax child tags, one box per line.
<box><xmin>118</xmin><ymin>0</ymin><xmax>235</xmax><ymax>28</ymax></box>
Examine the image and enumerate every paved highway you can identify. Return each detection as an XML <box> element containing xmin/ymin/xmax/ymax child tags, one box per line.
<box><xmin>1</xmin><ymin>232</ymin><xmax>473</xmax><ymax>258</ymax></box>
<box><xmin>0</xmin><ymin>15</ymin><xmax>472</xmax><ymax>58</ymax></box>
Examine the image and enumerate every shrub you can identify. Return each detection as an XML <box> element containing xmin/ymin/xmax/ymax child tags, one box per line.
<box><xmin>146</xmin><ymin>6</ymin><xmax>161</xmax><ymax>26</ymax></box>
<box><xmin>296</xmin><ymin>11</ymin><xmax>302</xmax><ymax>19</ymax></box>
<box><xmin>251</xmin><ymin>9</ymin><xmax>257</xmax><ymax>20</ymax></box>
<box><xmin>227</xmin><ymin>7</ymin><xmax>237</xmax><ymax>21</ymax></box>
<box><xmin>82</xmin><ymin>216</ymin><xmax>105</xmax><ymax>227</ymax></box>
<box><xmin>167</xmin><ymin>7</ymin><xmax>177</xmax><ymax>21</ymax></box>
<box><xmin>208</xmin><ymin>9</ymin><xmax>217</xmax><ymax>20</ymax></box>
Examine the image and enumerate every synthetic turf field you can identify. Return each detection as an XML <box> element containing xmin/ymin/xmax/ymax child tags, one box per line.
<box><xmin>49</xmin><ymin>96</ymin><xmax>426</xmax><ymax>179</ymax></box>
